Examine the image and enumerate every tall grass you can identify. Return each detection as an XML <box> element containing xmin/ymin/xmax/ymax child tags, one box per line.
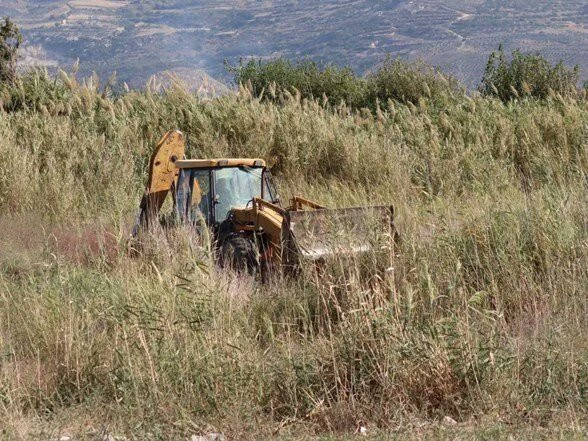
<box><xmin>0</xmin><ymin>67</ymin><xmax>586</xmax><ymax>438</ymax></box>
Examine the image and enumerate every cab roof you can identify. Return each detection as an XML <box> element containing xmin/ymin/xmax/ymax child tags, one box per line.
<box><xmin>175</xmin><ymin>158</ymin><xmax>266</xmax><ymax>169</ymax></box>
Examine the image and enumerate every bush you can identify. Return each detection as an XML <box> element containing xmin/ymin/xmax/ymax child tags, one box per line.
<box><xmin>229</xmin><ymin>58</ymin><xmax>366</xmax><ymax>108</ymax></box>
<box><xmin>480</xmin><ymin>45</ymin><xmax>580</xmax><ymax>101</ymax></box>
<box><xmin>231</xmin><ymin>57</ymin><xmax>461</xmax><ymax>111</ymax></box>
<box><xmin>365</xmin><ymin>58</ymin><xmax>460</xmax><ymax>108</ymax></box>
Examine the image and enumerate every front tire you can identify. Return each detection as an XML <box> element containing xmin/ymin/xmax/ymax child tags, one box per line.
<box><xmin>221</xmin><ymin>236</ymin><xmax>259</xmax><ymax>275</ymax></box>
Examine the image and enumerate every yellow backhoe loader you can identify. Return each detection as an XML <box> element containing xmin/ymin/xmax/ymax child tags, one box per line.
<box><xmin>133</xmin><ymin>130</ymin><xmax>398</xmax><ymax>277</ymax></box>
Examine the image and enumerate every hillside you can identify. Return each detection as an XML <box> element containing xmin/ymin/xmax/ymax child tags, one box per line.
<box><xmin>3</xmin><ymin>0</ymin><xmax>588</xmax><ymax>88</ymax></box>
<box><xmin>0</xmin><ymin>63</ymin><xmax>586</xmax><ymax>438</ymax></box>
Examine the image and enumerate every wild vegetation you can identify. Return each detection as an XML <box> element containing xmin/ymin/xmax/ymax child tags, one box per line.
<box><xmin>232</xmin><ymin>58</ymin><xmax>460</xmax><ymax>110</ymax></box>
<box><xmin>480</xmin><ymin>45</ymin><xmax>581</xmax><ymax>102</ymax></box>
<box><xmin>232</xmin><ymin>49</ymin><xmax>583</xmax><ymax>110</ymax></box>
<box><xmin>0</xmin><ymin>43</ymin><xmax>587</xmax><ymax>439</ymax></box>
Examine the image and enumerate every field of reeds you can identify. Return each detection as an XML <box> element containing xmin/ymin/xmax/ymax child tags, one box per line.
<box><xmin>0</xmin><ymin>67</ymin><xmax>586</xmax><ymax>439</ymax></box>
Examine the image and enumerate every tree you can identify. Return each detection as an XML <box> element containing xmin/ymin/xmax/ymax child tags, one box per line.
<box><xmin>0</xmin><ymin>17</ymin><xmax>22</xmax><ymax>84</ymax></box>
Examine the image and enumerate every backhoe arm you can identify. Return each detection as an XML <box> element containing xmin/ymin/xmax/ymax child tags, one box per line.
<box><xmin>132</xmin><ymin>130</ymin><xmax>186</xmax><ymax>236</ymax></box>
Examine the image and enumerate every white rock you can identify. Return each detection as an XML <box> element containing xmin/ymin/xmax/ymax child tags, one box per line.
<box><xmin>190</xmin><ymin>434</ymin><xmax>225</xmax><ymax>441</ymax></box>
<box><xmin>442</xmin><ymin>415</ymin><xmax>457</xmax><ymax>426</ymax></box>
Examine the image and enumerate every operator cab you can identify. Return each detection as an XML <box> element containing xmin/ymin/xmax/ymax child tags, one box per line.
<box><xmin>173</xmin><ymin>158</ymin><xmax>279</xmax><ymax>229</ymax></box>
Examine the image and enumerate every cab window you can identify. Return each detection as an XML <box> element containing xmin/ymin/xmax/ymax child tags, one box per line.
<box><xmin>188</xmin><ymin>169</ymin><xmax>211</xmax><ymax>223</ymax></box>
<box><xmin>214</xmin><ymin>166</ymin><xmax>263</xmax><ymax>222</ymax></box>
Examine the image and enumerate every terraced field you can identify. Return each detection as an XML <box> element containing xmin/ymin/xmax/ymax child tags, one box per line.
<box><xmin>3</xmin><ymin>0</ymin><xmax>588</xmax><ymax>89</ymax></box>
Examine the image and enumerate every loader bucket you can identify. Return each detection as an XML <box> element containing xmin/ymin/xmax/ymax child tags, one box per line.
<box><xmin>282</xmin><ymin>206</ymin><xmax>396</xmax><ymax>267</ymax></box>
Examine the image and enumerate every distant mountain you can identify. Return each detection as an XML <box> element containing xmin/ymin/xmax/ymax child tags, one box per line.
<box><xmin>3</xmin><ymin>0</ymin><xmax>588</xmax><ymax>89</ymax></box>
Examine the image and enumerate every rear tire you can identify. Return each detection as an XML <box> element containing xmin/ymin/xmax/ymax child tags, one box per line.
<box><xmin>221</xmin><ymin>236</ymin><xmax>259</xmax><ymax>275</ymax></box>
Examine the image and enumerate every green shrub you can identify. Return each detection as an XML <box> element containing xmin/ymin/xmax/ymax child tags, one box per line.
<box><xmin>231</xmin><ymin>57</ymin><xmax>462</xmax><ymax>111</ymax></box>
<box><xmin>365</xmin><ymin>58</ymin><xmax>461</xmax><ymax>108</ymax></box>
<box><xmin>480</xmin><ymin>45</ymin><xmax>580</xmax><ymax>101</ymax></box>
<box><xmin>230</xmin><ymin>58</ymin><xmax>366</xmax><ymax>107</ymax></box>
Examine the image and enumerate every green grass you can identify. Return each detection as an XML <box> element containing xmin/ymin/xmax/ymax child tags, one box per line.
<box><xmin>0</xmin><ymin>68</ymin><xmax>586</xmax><ymax>439</ymax></box>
